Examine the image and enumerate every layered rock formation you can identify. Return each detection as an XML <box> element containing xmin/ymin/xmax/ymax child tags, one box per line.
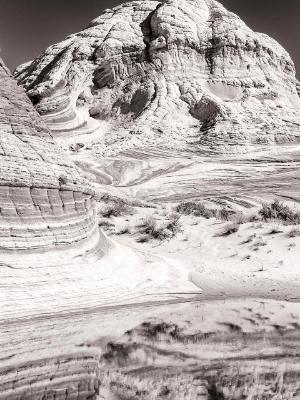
<box><xmin>15</xmin><ymin>0</ymin><xmax>300</xmax><ymax>155</ymax></box>
<box><xmin>0</xmin><ymin>58</ymin><xmax>97</xmax><ymax>252</ymax></box>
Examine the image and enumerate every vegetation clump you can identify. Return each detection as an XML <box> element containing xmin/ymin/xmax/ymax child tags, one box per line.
<box><xmin>136</xmin><ymin>214</ymin><xmax>181</xmax><ymax>241</ymax></box>
<box><xmin>176</xmin><ymin>201</ymin><xmax>232</xmax><ymax>221</ymax></box>
<box><xmin>288</xmin><ymin>227</ymin><xmax>300</xmax><ymax>238</ymax></box>
<box><xmin>218</xmin><ymin>223</ymin><xmax>240</xmax><ymax>237</ymax></box>
<box><xmin>99</xmin><ymin>202</ymin><xmax>132</xmax><ymax>218</ymax></box>
<box><xmin>259</xmin><ymin>200</ymin><xmax>300</xmax><ymax>225</ymax></box>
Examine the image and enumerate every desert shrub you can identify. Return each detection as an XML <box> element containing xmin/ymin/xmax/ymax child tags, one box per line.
<box><xmin>176</xmin><ymin>201</ymin><xmax>217</xmax><ymax>219</ymax></box>
<box><xmin>136</xmin><ymin>214</ymin><xmax>181</xmax><ymax>241</ymax></box>
<box><xmin>127</xmin><ymin>321</ymin><xmax>183</xmax><ymax>341</ymax></box>
<box><xmin>99</xmin><ymin>202</ymin><xmax>132</xmax><ymax>218</ymax></box>
<box><xmin>102</xmin><ymin>342</ymin><xmax>133</xmax><ymax>366</ymax></box>
<box><xmin>98</xmin><ymin>219</ymin><xmax>114</xmax><ymax>229</ymax></box>
<box><xmin>176</xmin><ymin>201</ymin><xmax>239</xmax><ymax>222</ymax></box>
<box><xmin>232</xmin><ymin>211</ymin><xmax>249</xmax><ymax>224</ymax></box>
<box><xmin>288</xmin><ymin>227</ymin><xmax>300</xmax><ymax>238</ymax></box>
<box><xmin>217</xmin><ymin>223</ymin><xmax>240</xmax><ymax>237</ymax></box>
<box><xmin>259</xmin><ymin>200</ymin><xmax>300</xmax><ymax>225</ymax></box>
<box><xmin>136</xmin><ymin>216</ymin><xmax>157</xmax><ymax>236</ymax></box>
<box><xmin>115</xmin><ymin>224</ymin><xmax>130</xmax><ymax>235</ymax></box>
<box><xmin>268</xmin><ymin>225</ymin><xmax>283</xmax><ymax>235</ymax></box>
<box><xmin>164</xmin><ymin>213</ymin><xmax>182</xmax><ymax>236</ymax></box>
<box><xmin>136</xmin><ymin>235</ymin><xmax>149</xmax><ymax>243</ymax></box>
<box><xmin>217</xmin><ymin>207</ymin><xmax>231</xmax><ymax>221</ymax></box>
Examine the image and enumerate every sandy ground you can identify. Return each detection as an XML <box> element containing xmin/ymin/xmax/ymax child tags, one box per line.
<box><xmin>109</xmin><ymin>206</ymin><xmax>300</xmax><ymax>302</ymax></box>
<box><xmin>1</xmin><ymin>145</ymin><xmax>300</xmax><ymax>398</ymax></box>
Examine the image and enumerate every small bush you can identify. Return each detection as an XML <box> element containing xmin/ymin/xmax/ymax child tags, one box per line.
<box><xmin>176</xmin><ymin>201</ymin><xmax>217</xmax><ymax>219</ymax></box>
<box><xmin>288</xmin><ymin>227</ymin><xmax>300</xmax><ymax>238</ymax></box>
<box><xmin>217</xmin><ymin>207</ymin><xmax>231</xmax><ymax>221</ymax></box>
<box><xmin>136</xmin><ymin>214</ymin><xmax>181</xmax><ymax>241</ymax></box>
<box><xmin>136</xmin><ymin>235</ymin><xmax>149</xmax><ymax>243</ymax></box>
<box><xmin>164</xmin><ymin>213</ymin><xmax>182</xmax><ymax>236</ymax></box>
<box><xmin>115</xmin><ymin>224</ymin><xmax>130</xmax><ymax>235</ymax></box>
<box><xmin>217</xmin><ymin>223</ymin><xmax>240</xmax><ymax>237</ymax></box>
<box><xmin>98</xmin><ymin>219</ymin><xmax>114</xmax><ymax>229</ymax></box>
<box><xmin>136</xmin><ymin>216</ymin><xmax>157</xmax><ymax>236</ymax></box>
<box><xmin>268</xmin><ymin>225</ymin><xmax>283</xmax><ymax>235</ymax></box>
<box><xmin>127</xmin><ymin>321</ymin><xmax>183</xmax><ymax>341</ymax></box>
<box><xmin>232</xmin><ymin>211</ymin><xmax>248</xmax><ymax>224</ymax></box>
<box><xmin>99</xmin><ymin>202</ymin><xmax>132</xmax><ymax>218</ymax></box>
<box><xmin>176</xmin><ymin>201</ymin><xmax>238</xmax><ymax>222</ymax></box>
<box><xmin>176</xmin><ymin>201</ymin><xmax>213</xmax><ymax>218</ymax></box>
<box><xmin>259</xmin><ymin>200</ymin><xmax>300</xmax><ymax>225</ymax></box>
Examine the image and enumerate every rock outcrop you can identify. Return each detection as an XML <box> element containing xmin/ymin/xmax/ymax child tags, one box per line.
<box><xmin>0</xmin><ymin>58</ymin><xmax>97</xmax><ymax>252</ymax></box>
<box><xmin>15</xmin><ymin>0</ymin><xmax>300</xmax><ymax>155</ymax></box>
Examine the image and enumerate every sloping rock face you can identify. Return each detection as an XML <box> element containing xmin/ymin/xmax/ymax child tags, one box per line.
<box><xmin>0</xmin><ymin>59</ymin><xmax>98</xmax><ymax>251</ymax></box>
<box><xmin>15</xmin><ymin>0</ymin><xmax>300</xmax><ymax>155</ymax></box>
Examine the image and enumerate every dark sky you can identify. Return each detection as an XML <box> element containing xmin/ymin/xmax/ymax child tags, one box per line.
<box><xmin>0</xmin><ymin>0</ymin><xmax>299</xmax><ymax>74</ymax></box>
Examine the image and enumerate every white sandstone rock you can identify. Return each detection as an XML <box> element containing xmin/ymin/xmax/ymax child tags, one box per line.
<box><xmin>15</xmin><ymin>0</ymin><xmax>300</xmax><ymax>155</ymax></box>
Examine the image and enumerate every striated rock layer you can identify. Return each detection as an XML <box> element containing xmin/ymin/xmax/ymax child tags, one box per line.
<box><xmin>0</xmin><ymin>58</ymin><xmax>97</xmax><ymax>252</ymax></box>
<box><xmin>15</xmin><ymin>0</ymin><xmax>300</xmax><ymax>155</ymax></box>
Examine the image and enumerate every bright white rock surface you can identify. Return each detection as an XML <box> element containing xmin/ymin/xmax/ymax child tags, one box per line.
<box><xmin>15</xmin><ymin>0</ymin><xmax>300</xmax><ymax>155</ymax></box>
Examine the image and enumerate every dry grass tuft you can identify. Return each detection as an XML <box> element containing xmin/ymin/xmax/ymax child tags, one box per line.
<box><xmin>98</xmin><ymin>199</ymin><xmax>133</xmax><ymax>218</ymax></box>
<box><xmin>267</xmin><ymin>225</ymin><xmax>283</xmax><ymax>235</ymax></box>
<box><xmin>136</xmin><ymin>214</ymin><xmax>182</xmax><ymax>241</ymax></box>
<box><xmin>217</xmin><ymin>223</ymin><xmax>240</xmax><ymax>237</ymax></box>
<box><xmin>287</xmin><ymin>227</ymin><xmax>300</xmax><ymax>238</ymax></box>
<box><xmin>259</xmin><ymin>200</ymin><xmax>300</xmax><ymax>225</ymax></box>
<box><xmin>175</xmin><ymin>201</ymin><xmax>235</xmax><ymax>221</ymax></box>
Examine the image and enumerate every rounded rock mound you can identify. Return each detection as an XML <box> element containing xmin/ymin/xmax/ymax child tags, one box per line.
<box><xmin>15</xmin><ymin>0</ymin><xmax>300</xmax><ymax>155</ymax></box>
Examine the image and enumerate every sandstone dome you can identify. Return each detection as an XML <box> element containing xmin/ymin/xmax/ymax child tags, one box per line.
<box><xmin>15</xmin><ymin>0</ymin><xmax>300</xmax><ymax>155</ymax></box>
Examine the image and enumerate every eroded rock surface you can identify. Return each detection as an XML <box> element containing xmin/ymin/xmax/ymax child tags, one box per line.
<box><xmin>0</xmin><ymin>58</ymin><xmax>97</xmax><ymax>251</ymax></box>
<box><xmin>15</xmin><ymin>0</ymin><xmax>300</xmax><ymax>155</ymax></box>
